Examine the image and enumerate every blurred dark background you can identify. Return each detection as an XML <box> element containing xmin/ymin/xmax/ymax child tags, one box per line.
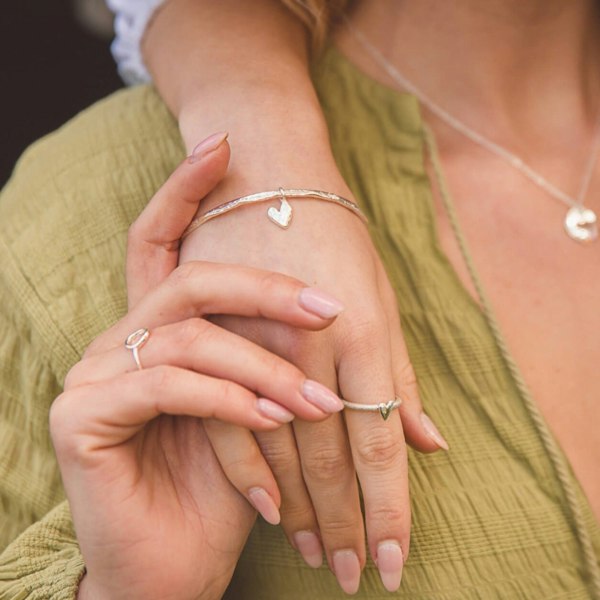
<box><xmin>1</xmin><ymin>0</ymin><xmax>123</xmax><ymax>186</ymax></box>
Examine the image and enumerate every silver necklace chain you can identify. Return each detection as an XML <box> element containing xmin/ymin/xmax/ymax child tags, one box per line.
<box><xmin>345</xmin><ymin>19</ymin><xmax>600</xmax><ymax>242</ymax></box>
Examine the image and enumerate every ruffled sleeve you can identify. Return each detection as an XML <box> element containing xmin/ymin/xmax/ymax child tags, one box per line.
<box><xmin>106</xmin><ymin>0</ymin><xmax>166</xmax><ymax>85</ymax></box>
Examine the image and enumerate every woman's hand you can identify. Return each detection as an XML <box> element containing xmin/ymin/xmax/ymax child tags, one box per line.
<box><xmin>141</xmin><ymin>0</ymin><xmax>448</xmax><ymax>592</ymax></box>
<box><xmin>174</xmin><ymin>135</ymin><xmax>450</xmax><ymax>596</ymax></box>
<box><xmin>180</xmin><ymin>190</ymin><xmax>447</xmax><ymax>594</ymax></box>
<box><xmin>51</xmin><ymin>139</ymin><xmax>345</xmax><ymax>600</ymax></box>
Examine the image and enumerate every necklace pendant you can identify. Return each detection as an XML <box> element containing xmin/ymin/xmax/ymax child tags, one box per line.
<box><xmin>564</xmin><ymin>206</ymin><xmax>598</xmax><ymax>243</ymax></box>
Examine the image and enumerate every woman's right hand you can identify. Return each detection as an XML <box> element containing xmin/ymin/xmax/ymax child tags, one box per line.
<box><xmin>50</xmin><ymin>145</ymin><xmax>345</xmax><ymax>600</ymax></box>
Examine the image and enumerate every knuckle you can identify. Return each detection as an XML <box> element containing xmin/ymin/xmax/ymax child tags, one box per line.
<box><xmin>257</xmin><ymin>437</ymin><xmax>299</xmax><ymax>473</ymax></box>
<box><xmin>302</xmin><ymin>445</ymin><xmax>350</xmax><ymax>483</ymax></box>
<box><xmin>145</xmin><ymin>364</ymin><xmax>176</xmax><ymax>391</ymax></box>
<box><xmin>319</xmin><ymin>515</ymin><xmax>361</xmax><ymax>539</ymax></box>
<box><xmin>82</xmin><ymin>337</ymin><xmax>102</xmax><ymax>358</ymax></box>
<box><xmin>367</xmin><ymin>503</ymin><xmax>410</xmax><ymax>530</ymax></box>
<box><xmin>48</xmin><ymin>393</ymin><xmax>68</xmax><ymax>439</ymax></box>
<box><xmin>48</xmin><ymin>392</ymin><xmax>80</xmax><ymax>455</ymax></box>
<box><xmin>167</xmin><ymin>261</ymin><xmax>202</xmax><ymax>288</ymax></box>
<box><xmin>341</xmin><ymin>314</ymin><xmax>387</xmax><ymax>357</ymax></box>
<box><xmin>261</xmin><ymin>353</ymin><xmax>303</xmax><ymax>387</ymax></box>
<box><xmin>63</xmin><ymin>361</ymin><xmax>84</xmax><ymax>391</ymax></box>
<box><xmin>280</xmin><ymin>503</ymin><xmax>315</xmax><ymax>527</ymax></box>
<box><xmin>270</xmin><ymin>325</ymin><xmax>322</xmax><ymax>365</ymax></box>
<box><xmin>176</xmin><ymin>318</ymin><xmax>212</xmax><ymax>350</ymax></box>
<box><xmin>221</xmin><ymin>443</ymin><xmax>265</xmax><ymax>477</ymax></box>
<box><xmin>259</xmin><ymin>271</ymin><xmax>300</xmax><ymax>300</ymax></box>
<box><xmin>217</xmin><ymin>378</ymin><xmax>246</xmax><ymax>408</ymax></box>
<box><xmin>259</xmin><ymin>270</ymin><xmax>288</xmax><ymax>290</ymax></box>
<box><xmin>126</xmin><ymin>218</ymin><xmax>143</xmax><ymax>246</ymax></box>
<box><xmin>397</xmin><ymin>359</ymin><xmax>419</xmax><ymax>390</ymax></box>
<box><xmin>354</xmin><ymin>425</ymin><xmax>404</xmax><ymax>469</ymax></box>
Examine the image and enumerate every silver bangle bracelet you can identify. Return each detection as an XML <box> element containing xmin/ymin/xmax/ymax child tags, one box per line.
<box><xmin>182</xmin><ymin>188</ymin><xmax>368</xmax><ymax>239</ymax></box>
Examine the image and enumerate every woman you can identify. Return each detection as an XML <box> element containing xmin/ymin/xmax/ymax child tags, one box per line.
<box><xmin>1</xmin><ymin>0</ymin><xmax>599</xmax><ymax>598</ymax></box>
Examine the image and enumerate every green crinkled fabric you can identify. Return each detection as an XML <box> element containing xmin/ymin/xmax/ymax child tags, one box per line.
<box><xmin>228</xmin><ymin>46</ymin><xmax>600</xmax><ymax>599</ymax></box>
<box><xmin>0</xmin><ymin>47</ymin><xmax>598</xmax><ymax>599</ymax></box>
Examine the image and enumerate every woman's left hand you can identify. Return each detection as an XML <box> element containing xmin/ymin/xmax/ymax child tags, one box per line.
<box><xmin>58</xmin><ymin>132</ymin><xmax>346</xmax><ymax>600</ymax></box>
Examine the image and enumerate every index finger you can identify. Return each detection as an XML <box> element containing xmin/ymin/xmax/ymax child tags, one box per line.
<box><xmin>126</xmin><ymin>131</ymin><xmax>230</xmax><ymax>307</ymax></box>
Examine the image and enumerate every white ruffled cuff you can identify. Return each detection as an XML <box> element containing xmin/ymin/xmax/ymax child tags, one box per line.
<box><xmin>106</xmin><ymin>0</ymin><xmax>166</xmax><ymax>85</ymax></box>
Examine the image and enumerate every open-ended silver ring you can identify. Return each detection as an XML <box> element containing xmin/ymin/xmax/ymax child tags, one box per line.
<box><xmin>125</xmin><ymin>328</ymin><xmax>150</xmax><ymax>371</ymax></box>
<box><xmin>342</xmin><ymin>398</ymin><xmax>402</xmax><ymax>421</ymax></box>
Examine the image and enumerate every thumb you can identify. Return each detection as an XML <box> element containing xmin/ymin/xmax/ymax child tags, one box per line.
<box><xmin>126</xmin><ymin>131</ymin><xmax>230</xmax><ymax>307</ymax></box>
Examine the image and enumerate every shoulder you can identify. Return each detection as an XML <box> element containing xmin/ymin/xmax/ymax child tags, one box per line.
<box><xmin>0</xmin><ymin>86</ymin><xmax>183</xmax><ymax>380</ymax></box>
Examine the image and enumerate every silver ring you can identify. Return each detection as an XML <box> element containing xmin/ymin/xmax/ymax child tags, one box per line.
<box><xmin>125</xmin><ymin>328</ymin><xmax>150</xmax><ymax>370</ymax></box>
<box><xmin>342</xmin><ymin>398</ymin><xmax>402</xmax><ymax>421</ymax></box>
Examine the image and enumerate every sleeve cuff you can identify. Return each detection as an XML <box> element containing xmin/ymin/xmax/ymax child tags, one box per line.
<box><xmin>106</xmin><ymin>0</ymin><xmax>167</xmax><ymax>85</ymax></box>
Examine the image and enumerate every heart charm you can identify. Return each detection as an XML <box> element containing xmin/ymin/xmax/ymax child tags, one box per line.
<box><xmin>267</xmin><ymin>197</ymin><xmax>293</xmax><ymax>228</ymax></box>
<box><xmin>378</xmin><ymin>400</ymin><xmax>396</xmax><ymax>421</ymax></box>
<box><xmin>564</xmin><ymin>206</ymin><xmax>598</xmax><ymax>243</ymax></box>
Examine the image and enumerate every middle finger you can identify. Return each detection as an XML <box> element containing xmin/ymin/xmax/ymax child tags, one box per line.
<box><xmin>258</xmin><ymin>323</ymin><xmax>367</xmax><ymax>594</ymax></box>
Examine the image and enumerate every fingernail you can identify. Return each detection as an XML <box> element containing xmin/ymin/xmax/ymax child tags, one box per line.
<box><xmin>292</xmin><ymin>531</ymin><xmax>323</xmax><ymax>568</ymax></box>
<box><xmin>302</xmin><ymin>380</ymin><xmax>344</xmax><ymax>413</ymax></box>
<box><xmin>332</xmin><ymin>549</ymin><xmax>361</xmax><ymax>595</ymax></box>
<box><xmin>188</xmin><ymin>131</ymin><xmax>228</xmax><ymax>163</ymax></box>
<box><xmin>298</xmin><ymin>287</ymin><xmax>345</xmax><ymax>319</ymax></box>
<box><xmin>376</xmin><ymin>540</ymin><xmax>404</xmax><ymax>592</ymax></box>
<box><xmin>420</xmin><ymin>413</ymin><xmax>450</xmax><ymax>450</ymax></box>
<box><xmin>248</xmin><ymin>487</ymin><xmax>281</xmax><ymax>525</ymax></box>
<box><xmin>256</xmin><ymin>398</ymin><xmax>295</xmax><ymax>424</ymax></box>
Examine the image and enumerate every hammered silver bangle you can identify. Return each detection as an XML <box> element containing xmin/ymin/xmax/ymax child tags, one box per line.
<box><xmin>182</xmin><ymin>188</ymin><xmax>368</xmax><ymax>239</ymax></box>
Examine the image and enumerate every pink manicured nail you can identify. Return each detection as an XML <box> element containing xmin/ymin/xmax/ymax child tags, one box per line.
<box><xmin>256</xmin><ymin>398</ymin><xmax>295</xmax><ymax>424</ymax></box>
<box><xmin>420</xmin><ymin>413</ymin><xmax>450</xmax><ymax>451</ymax></box>
<box><xmin>302</xmin><ymin>380</ymin><xmax>344</xmax><ymax>413</ymax></box>
<box><xmin>332</xmin><ymin>549</ymin><xmax>361</xmax><ymax>595</ymax></box>
<box><xmin>376</xmin><ymin>540</ymin><xmax>404</xmax><ymax>592</ymax></box>
<box><xmin>292</xmin><ymin>531</ymin><xmax>323</xmax><ymax>568</ymax></box>
<box><xmin>248</xmin><ymin>487</ymin><xmax>281</xmax><ymax>525</ymax></box>
<box><xmin>298</xmin><ymin>287</ymin><xmax>345</xmax><ymax>319</ymax></box>
<box><xmin>188</xmin><ymin>131</ymin><xmax>228</xmax><ymax>163</ymax></box>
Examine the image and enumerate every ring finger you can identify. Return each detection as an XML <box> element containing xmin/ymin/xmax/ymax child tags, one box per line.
<box><xmin>252</xmin><ymin>322</ymin><xmax>365</xmax><ymax>592</ymax></box>
<box><xmin>254</xmin><ymin>424</ymin><xmax>325</xmax><ymax>569</ymax></box>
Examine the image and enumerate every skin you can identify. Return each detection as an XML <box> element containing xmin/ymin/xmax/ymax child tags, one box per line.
<box><xmin>144</xmin><ymin>0</ymin><xmax>445</xmax><ymax>593</ymax></box>
<box><xmin>67</xmin><ymin>141</ymin><xmax>346</xmax><ymax>599</ymax></box>
<box><xmin>71</xmin><ymin>0</ymin><xmax>600</xmax><ymax>596</ymax></box>
<box><xmin>333</xmin><ymin>0</ymin><xmax>600</xmax><ymax>520</ymax></box>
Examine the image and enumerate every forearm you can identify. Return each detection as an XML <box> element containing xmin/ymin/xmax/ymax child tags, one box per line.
<box><xmin>143</xmin><ymin>0</ymin><xmax>311</xmax><ymax>119</ymax></box>
<box><xmin>143</xmin><ymin>0</ymin><xmax>350</xmax><ymax>209</ymax></box>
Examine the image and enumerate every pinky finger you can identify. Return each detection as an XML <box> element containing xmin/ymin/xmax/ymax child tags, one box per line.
<box><xmin>50</xmin><ymin>367</ymin><xmax>294</xmax><ymax>455</ymax></box>
<box><xmin>379</xmin><ymin>282</ymin><xmax>449</xmax><ymax>453</ymax></box>
<box><xmin>205</xmin><ymin>420</ymin><xmax>282</xmax><ymax>525</ymax></box>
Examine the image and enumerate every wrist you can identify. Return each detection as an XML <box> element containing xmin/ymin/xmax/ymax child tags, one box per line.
<box><xmin>179</xmin><ymin>85</ymin><xmax>352</xmax><ymax>213</ymax></box>
<box><xmin>76</xmin><ymin>574</ymin><xmax>111</xmax><ymax>600</ymax></box>
<box><xmin>76</xmin><ymin>574</ymin><xmax>91</xmax><ymax>600</ymax></box>
<box><xmin>177</xmin><ymin>76</ymin><xmax>325</xmax><ymax>151</ymax></box>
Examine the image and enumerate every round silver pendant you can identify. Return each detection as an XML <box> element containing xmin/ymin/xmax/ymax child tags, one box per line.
<box><xmin>564</xmin><ymin>206</ymin><xmax>598</xmax><ymax>243</ymax></box>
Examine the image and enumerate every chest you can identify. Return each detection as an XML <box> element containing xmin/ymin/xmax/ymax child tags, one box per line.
<box><xmin>429</xmin><ymin>158</ymin><xmax>600</xmax><ymax>520</ymax></box>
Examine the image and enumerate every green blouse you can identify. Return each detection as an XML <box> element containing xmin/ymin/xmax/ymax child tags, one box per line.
<box><xmin>0</xmin><ymin>46</ymin><xmax>598</xmax><ymax>599</ymax></box>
